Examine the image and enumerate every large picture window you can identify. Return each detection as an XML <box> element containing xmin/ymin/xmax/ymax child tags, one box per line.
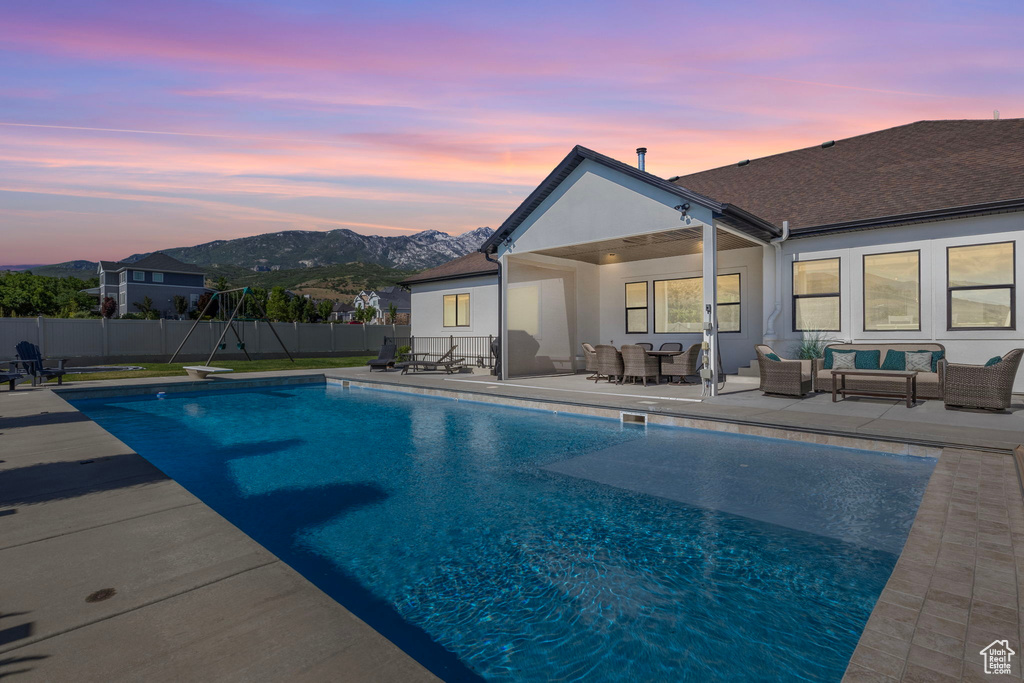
<box><xmin>654</xmin><ymin>274</ymin><xmax>741</xmax><ymax>333</ymax></box>
<box><xmin>793</xmin><ymin>258</ymin><xmax>840</xmax><ymax>331</ymax></box>
<box><xmin>947</xmin><ymin>241</ymin><xmax>1015</xmax><ymax>330</ymax></box>
<box><xmin>625</xmin><ymin>282</ymin><xmax>648</xmax><ymax>333</ymax></box>
<box><xmin>443</xmin><ymin>293</ymin><xmax>470</xmax><ymax>327</ymax></box>
<box><xmin>863</xmin><ymin>251</ymin><xmax>920</xmax><ymax>331</ymax></box>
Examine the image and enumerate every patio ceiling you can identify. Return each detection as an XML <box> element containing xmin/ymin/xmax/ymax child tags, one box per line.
<box><xmin>531</xmin><ymin>227</ymin><xmax>760</xmax><ymax>265</ymax></box>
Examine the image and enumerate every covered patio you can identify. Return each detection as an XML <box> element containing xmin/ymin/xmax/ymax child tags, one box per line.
<box><xmin>484</xmin><ymin>146</ymin><xmax>781</xmax><ymax>395</ymax></box>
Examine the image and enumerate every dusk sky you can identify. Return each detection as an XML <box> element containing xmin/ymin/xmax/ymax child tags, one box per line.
<box><xmin>2</xmin><ymin>0</ymin><xmax>1022</xmax><ymax>264</ymax></box>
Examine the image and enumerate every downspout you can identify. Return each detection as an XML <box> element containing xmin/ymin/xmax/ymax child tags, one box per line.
<box><xmin>764</xmin><ymin>220</ymin><xmax>790</xmax><ymax>344</ymax></box>
<box><xmin>484</xmin><ymin>249</ymin><xmax>502</xmax><ymax>379</ymax></box>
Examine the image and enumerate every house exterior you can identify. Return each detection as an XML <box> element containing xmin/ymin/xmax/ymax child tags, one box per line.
<box><xmin>353</xmin><ymin>286</ymin><xmax>412</xmax><ymax>324</ymax></box>
<box><xmin>406</xmin><ymin>119</ymin><xmax>1024</xmax><ymax>390</ymax></box>
<box><xmin>330</xmin><ymin>301</ymin><xmax>356</xmax><ymax>322</ymax></box>
<box><xmin>97</xmin><ymin>252</ymin><xmax>209</xmax><ymax>317</ymax></box>
<box><xmin>398</xmin><ymin>252</ymin><xmax>499</xmax><ymax>337</ymax></box>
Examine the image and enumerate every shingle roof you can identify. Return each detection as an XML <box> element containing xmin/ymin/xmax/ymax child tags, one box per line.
<box><xmin>673</xmin><ymin>119</ymin><xmax>1024</xmax><ymax>236</ymax></box>
<box><xmin>98</xmin><ymin>252</ymin><xmax>205</xmax><ymax>274</ymax></box>
<box><xmin>398</xmin><ymin>252</ymin><xmax>499</xmax><ymax>286</ymax></box>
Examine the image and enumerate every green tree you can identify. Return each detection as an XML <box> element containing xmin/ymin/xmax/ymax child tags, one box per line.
<box><xmin>133</xmin><ymin>296</ymin><xmax>159</xmax><ymax>319</ymax></box>
<box><xmin>212</xmin><ymin>276</ymin><xmax>229</xmax><ymax>291</ymax></box>
<box><xmin>354</xmin><ymin>304</ymin><xmax>377</xmax><ymax>324</ymax></box>
<box><xmin>266</xmin><ymin>287</ymin><xmax>290</xmax><ymax>321</ymax></box>
<box><xmin>0</xmin><ymin>271</ymin><xmax>98</xmax><ymax>317</ymax></box>
<box><xmin>388</xmin><ymin>302</ymin><xmax>398</xmax><ymax>324</ymax></box>
<box><xmin>172</xmin><ymin>295</ymin><xmax>188</xmax><ymax>317</ymax></box>
<box><xmin>317</xmin><ymin>299</ymin><xmax>334</xmax><ymax>322</ymax></box>
<box><xmin>289</xmin><ymin>295</ymin><xmax>310</xmax><ymax>323</ymax></box>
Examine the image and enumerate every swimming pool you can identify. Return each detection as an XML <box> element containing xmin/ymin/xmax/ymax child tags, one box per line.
<box><xmin>71</xmin><ymin>382</ymin><xmax>935</xmax><ymax>681</ymax></box>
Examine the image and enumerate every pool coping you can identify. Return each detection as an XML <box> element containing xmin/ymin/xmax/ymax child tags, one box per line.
<box><xmin>12</xmin><ymin>371</ymin><xmax>1024</xmax><ymax>681</ymax></box>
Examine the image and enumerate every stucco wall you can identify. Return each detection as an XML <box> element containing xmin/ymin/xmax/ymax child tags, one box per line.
<box><xmin>772</xmin><ymin>212</ymin><xmax>1024</xmax><ymax>389</ymax></box>
<box><xmin>409</xmin><ymin>276</ymin><xmax>499</xmax><ymax>338</ymax></box>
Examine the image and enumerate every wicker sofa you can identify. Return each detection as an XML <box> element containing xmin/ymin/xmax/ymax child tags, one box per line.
<box><xmin>813</xmin><ymin>343</ymin><xmax>946</xmax><ymax>400</ymax></box>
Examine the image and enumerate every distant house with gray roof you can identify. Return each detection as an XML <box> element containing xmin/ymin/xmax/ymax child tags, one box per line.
<box><xmin>97</xmin><ymin>252</ymin><xmax>209</xmax><ymax>317</ymax></box>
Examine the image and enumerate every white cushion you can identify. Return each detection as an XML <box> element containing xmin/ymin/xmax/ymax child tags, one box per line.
<box><xmin>832</xmin><ymin>352</ymin><xmax>856</xmax><ymax>369</ymax></box>
<box><xmin>905</xmin><ymin>352</ymin><xmax>932</xmax><ymax>373</ymax></box>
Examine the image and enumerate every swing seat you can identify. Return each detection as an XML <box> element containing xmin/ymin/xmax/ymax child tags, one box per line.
<box><xmin>218</xmin><ymin>343</ymin><xmax>227</xmax><ymax>350</ymax></box>
<box><xmin>236</xmin><ymin>342</ymin><xmax>245</xmax><ymax>350</ymax></box>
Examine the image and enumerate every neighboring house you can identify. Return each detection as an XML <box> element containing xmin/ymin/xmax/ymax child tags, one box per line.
<box><xmin>353</xmin><ymin>286</ymin><xmax>412</xmax><ymax>324</ymax></box>
<box><xmin>96</xmin><ymin>252</ymin><xmax>209</xmax><ymax>317</ymax></box>
<box><xmin>412</xmin><ymin>119</ymin><xmax>1024</xmax><ymax>388</ymax></box>
<box><xmin>399</xmin><ymin>252</ymin><xmax>499</xmax><ymax>337</ymax></box>
<box><xmin>330</xmin><ymin>301</ymin><xmax>356</xmax><ymax>322</ymax></box>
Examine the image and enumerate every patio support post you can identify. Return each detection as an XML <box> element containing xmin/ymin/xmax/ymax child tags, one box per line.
<box><xmin>703</xmin><ymin>221</ymin><xmax>719</xmax><ymax>396</ymax></box>
<box><xmin>499</xmin><ymin>252</ymin><xmax>509</xmax><ymax>380</ymax></box>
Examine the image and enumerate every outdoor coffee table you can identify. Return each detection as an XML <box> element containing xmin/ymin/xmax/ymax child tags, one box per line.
<box><xmin>831</xmin><ymin>368</ymin><xmax>917</xmax><ymax>408</ymax></box>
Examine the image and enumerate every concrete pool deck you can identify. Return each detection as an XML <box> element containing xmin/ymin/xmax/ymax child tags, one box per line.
<box><xmin>3</xmin><ymin>366</ymin><xmax>1024</xmax><ymax>680</ymax></box>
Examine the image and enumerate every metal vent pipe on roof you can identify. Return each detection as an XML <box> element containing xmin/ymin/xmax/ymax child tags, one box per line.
<box><xmin>636</xmin><ymin>147</ymin><xmax>647</xmax><ymax>172</ymax></box>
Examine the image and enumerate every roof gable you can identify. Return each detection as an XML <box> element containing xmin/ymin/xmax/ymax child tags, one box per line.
<box><xmin>398</xmin><ymin>252</ymin><xmax>498</xmax><ymax>286</ymax></box>
<box><xmin>480</xmin><ymin>145</ymin><xmax>779</xmax><ymax>252</ymax></box>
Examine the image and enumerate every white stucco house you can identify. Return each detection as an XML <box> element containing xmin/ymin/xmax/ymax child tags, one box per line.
<box><xmin>403</xmin><ymin>119</ymin><xmax>1024</xmax><ymax>389</ymax></box>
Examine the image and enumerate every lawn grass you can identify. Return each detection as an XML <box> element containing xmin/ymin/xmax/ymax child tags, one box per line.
<box><xmin>62</xmin><ymin>355</ymin><xmax>374</xmax><ymax>382</ymax></box>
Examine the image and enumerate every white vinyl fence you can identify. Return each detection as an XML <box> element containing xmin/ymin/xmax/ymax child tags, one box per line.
<box><xmin>0</xmin><ymin>317</ymin><xmax>410</xmax><ymax>363</ymax></box>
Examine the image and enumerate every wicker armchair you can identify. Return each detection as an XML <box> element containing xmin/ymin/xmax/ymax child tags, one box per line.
<box><xmin>621</xmin><ymin>344</ymin><xmax>660</xmax><ymax>386</ymax></box>
<box><xmin>944</xmin><ymin>349</ymin><xmax>1023</xmax><ymax>411</ymax></box>
<box><xmin>755</xmin><ymin>344</ymin><xmax>813</xmax><ymax>397</ymax></box>
<box><xmin>661</xmin><ymin>344</ymin><xmax>701</xmax><ymax>383</ymax></box>
<box><xmin>582</xmin><ymin>342</ymin><xmax>600</xmax><ymax>380</ymax></box>
<box><xmin>594</xmin><ymin>344</ymin><xmax>624</xmax><ymax>384</ymax></box>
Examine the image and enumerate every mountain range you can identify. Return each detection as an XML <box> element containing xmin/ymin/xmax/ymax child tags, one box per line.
<box><xmin>15</xmin><ymin>227</ymin><xmax>495</xmax><ymax>279</ymax></box>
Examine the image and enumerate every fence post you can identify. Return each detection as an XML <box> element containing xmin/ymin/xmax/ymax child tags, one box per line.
<box><xmin>159</xmin><ymin>318</ymin><xmax>167</xmax><ymax>356</ymax></box>
<box><xmin>330</xmin><ymin>323</ymin><xmax>336</xmax><ymax>353</ymax></box>
<box><xmin>293</xmin><ymin>321</ymin><xmax>300</xmax><ymax>355</ymax></box>
<box><xmin>362</xmin><ymin>323</ymin><xmax>367</xmax><ymax>351</ymax></box>
<box><xmin>37</xmin><ymin>316</ymin><xmax>45</xmax><ymax>356</ymax></box>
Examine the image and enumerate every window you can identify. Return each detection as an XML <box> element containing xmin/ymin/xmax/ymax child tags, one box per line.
<box><xmin>653</xmin><ymin>274</ymin><xmax>741</xmax><ymax>333</ymax></box>
<box><xmin>119</xmin><ymin>292</ymin><xmax>126</xmax><ymax>305</ymax></box>
<box><xmin>625</xmin><ymin>282</ymin><xmax>648</xmax><ymax>333</ymax></box>
<box><xmin>119</xmin><ymin>271</ymin><xmax>127</xmax><ymax>284</ymax></box>
<box><xmin>793</xmin><ymin>258</ymin><xmax>840</xmax><ymax>331</ymax></box>
<box><xmin>863</xmin><ymin>251</ymin><xmax>920</xmax><ymax>331</ymax></box>
<box><xmin>133</xmin><ymin>271</ymin><xmax>145</xmax><ymax>281</ymax></box>
<box><xmin>947</xmin><ymin>241</ymin><xmax>1015</xmax><ymax>330</ymax></box>
<box><xmin>443</xmin><ymin>293</ymin><xmax>470</xmax><ymax>327</ymax></box>
<box><xmin>153</xmin><ymin>272</ymin><xmax>164</xmax><ymax>283</ymax></box>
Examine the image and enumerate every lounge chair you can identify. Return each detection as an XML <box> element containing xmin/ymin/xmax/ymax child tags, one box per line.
<box><xmin>399</xmin><ymin>345</ymin><xmax>465</xmax><ymax>374</ymax></box>
<box><xmin>661</xmin><ymin>344</ymin><xmax>701</xmax><ymax>383</ymax></box>
<box><xmin>944</xmin><ymin>349</ymin><xmax>1024</xmax><ymax>411</ymax></box>
<box><xmin>621</xmin><ymin>344</ymin><xmax>660</xmax><ymax>386</ymax></box>
<box><xmin>755</xmin><ymin>344</ymin><xmax>812</xmax><ymax>397</ymax></box>
<box><xmin>14</xmin><ymin>341</ymin><xmax>67</xmax><ymax>386</ymax></box>
<box><xmin>637</xmin><ymin>342</ymin><xmax>653</xmax><ymax>351</ymax></box>
<box><xmin>368</xmin><ymin>343</ymin><xmax>398</xmax><ymax>372</ymax></box>
<box><xmin>594</xmin><ymin>344</ymin><xmax>623</xmax><ymax>384</ymax></box>
<box><xmin>1</xmin><ymin>359</ymin><xmax>25</xmax><ymax>391</ymax></box>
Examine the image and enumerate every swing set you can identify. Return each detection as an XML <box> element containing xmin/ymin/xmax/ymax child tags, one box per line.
<box><xmin>168</xmin><ymin>287</ymin><xmax>294</xmax><ymax>366</ymax></box>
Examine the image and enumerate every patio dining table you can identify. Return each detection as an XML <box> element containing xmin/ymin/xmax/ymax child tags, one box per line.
<box><xmin>644</xmin><ymin>349</ymin><xmax>682</xmax><ymax>384</ymax></box>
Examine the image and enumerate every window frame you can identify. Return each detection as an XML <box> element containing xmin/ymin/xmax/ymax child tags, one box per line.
<box><xmin>132</xmin><ymin>270</ymin><xmax>145</xmax><ymax>282</ymax></box>
<box><xmin>652</xmin><ymin>273</ymin><xmax>742</xmax><ymax>334</ymax></box>
<box><xmin>442</xmin><ymin>292</ymin><xmax>471</xmax><ymax>328</ymax></box>
<box><xmin>862</xmin><ymin>249</ymin><xmax>921</xmax><ymax>332</ymax></box>
<box><xmin>946</xmin><ymin>240</ymin><xmax>1016</xmax><ymax>331</ymax></box>
<box><xmin>792</xmin><ymin>257</ymin><xmax>841</xmax><ymax>332</ymax></box>
<box><xmin>152</xmin><ymin>272</ymin><xmax>164</xmax><ymax>283</ymax></box>
<box><xmin>624</xmin><ymin>281</ymin><xmax>648</xmax><ymax>334</ymax></box>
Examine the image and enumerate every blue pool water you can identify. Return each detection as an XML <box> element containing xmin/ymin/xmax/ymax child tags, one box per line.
<box><xmin>71</xmin><ymin>383</ymin><xmax>936</xmax><ymax>682</ymax></box>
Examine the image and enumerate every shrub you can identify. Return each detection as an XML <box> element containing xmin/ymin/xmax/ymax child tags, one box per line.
<box><xmin>793</xmin><ymin>330</ymin><xmax>836</xmax><ymax>360</ymax></box>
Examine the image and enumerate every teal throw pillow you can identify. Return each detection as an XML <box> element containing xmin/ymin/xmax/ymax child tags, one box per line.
<box><xmin>881</xmin><ymin>350</ymin><xmax>905</xmax><ymax>371</ymax></box>
<box><xmin>765</xmin><ymin>353</ymin><xmax>781</xmax><ymax>361</ymax></box>
<box><xmin>985</xmin><ymin>356</ymin><xmax>1003</xmax><ymax>367</ymax></box>
<box><xmin>854</xmin><ymin>350</ymin><xmax>881</xmax><ymax>370</ymax></box>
